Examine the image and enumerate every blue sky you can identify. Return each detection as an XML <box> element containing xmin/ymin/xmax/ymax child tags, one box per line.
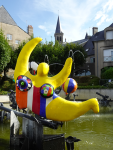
<box><xmin>0</xmin><ymin>0</ymin><xmax>113</xmax><ymax>43</ymax></box>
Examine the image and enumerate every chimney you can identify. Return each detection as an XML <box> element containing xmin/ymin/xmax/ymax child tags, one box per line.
<box><xmin>92</xmin><ymin>27</ymin><xmax>98</xmax><ymax>35</ymax></box>
<box><xmin>27</xmin><ymin>25</ymin><xmax>33</xmax><ymax>36</ymax></box>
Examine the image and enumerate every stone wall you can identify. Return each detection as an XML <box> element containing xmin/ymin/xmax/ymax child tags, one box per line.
<box><xmin>72</xmin><ymin>89</ymin><xmax>113</xmax><ymax>100</ymax></box>
<box><xmin>59</xmin><ymin>89</ymin><xmax>113</xmax><ymax>100</ymax></box>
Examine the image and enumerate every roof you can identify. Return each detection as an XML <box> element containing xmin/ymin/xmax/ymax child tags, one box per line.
<box><xmin>83</xmin><ymin>29</ymin><xmax>105</xmax><ymax>56</ymax></box>
<box><xmin>91</xmin><ymin>30</ymin><xmax>104</xmax><ymax>41</ymax></box>
<box><xmin>83</xmin><ymin>38</ymin><xmax>95</xmax><ymax>56</ymax></box>
<box><xmin>0</xmin><ymin>5</ymin><xmax>17</xmax><ymax>26</ymax></box>
<box><xmin>109</xmin><ymin>23</ymin><xmax>113</xmax><ymax>27</ymax></box>
<box><xmin>0</xmin><ymin>5</ymin><xmax>31</xmax><ymax>36</ymax></box>
<box><xmin>55</xmin><ymin>16</ymin><xmax>63</xmax><ymax>34</ymax></box>
<box><xmin>85</xmin><ymin>32</ymin><xmax>91</xmax><ymax>39</ymax></box>
<box><xmin>70</xmin><ymin>39</ymin><xmax>88</xmax><ymax>45</ymax></box>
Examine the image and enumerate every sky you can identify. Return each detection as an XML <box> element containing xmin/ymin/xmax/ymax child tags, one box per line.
<box><xmin>0</xmin><ymin>0</ymin><xmax>113</xmax><ymax>43</ymax></box>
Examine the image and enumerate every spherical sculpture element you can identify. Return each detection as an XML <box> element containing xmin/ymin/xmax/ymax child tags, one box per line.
<box><xmin>62</xmin><ymin>78</ymin><xmax>77</xmax><ymax>94</ymax></box>
<box><xmin>40</xmin><ymin>84</ymin><xmax>54</xmax><ymax>98</ymax></box>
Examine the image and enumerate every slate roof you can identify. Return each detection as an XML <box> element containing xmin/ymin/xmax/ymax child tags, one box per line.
<box><xmin>109</xmin><ymin>23</ymin><xmax>113</xmax><ymax>27</ymax></box>
<box><xmin>85</xmin><ymin>32</ymin><xmax>91</xmax><ymax>39</ymax></box>
<box><xmin>91</xmin><ymin>30</ymin><xmax>104</xmax><ymax>41</ymax></box>
<box><xmin>83</xmin><ymin>29</ymin><xmax>105</xmax><ymax>56</ymax></box>
<box><xmin>55</xmin><ymin>16</ymin><xmax>63</xmax><ymax>34</ymax></box>
<box><xmin>70</xmin><ymin>39</ymin><xmax>88</xmax><ymax>45</ymax></box>
<box><xmin>0</xmin><ymin>5</ymin><xmax>17</xmax><ymax>26</ymax></box>
<box><xmin>83</xmin><ymin>37</ymin><xmax>95</xmax><ymax>56</ymax></box>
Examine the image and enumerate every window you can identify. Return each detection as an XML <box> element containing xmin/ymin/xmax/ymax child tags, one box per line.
<box><xmin>60</xmin><ymin>36</ymin><xmax>62</xmax><ymax>41</ymax></box>
<box><xmin>106</xmin><ymin>31</ymin><xmax>113</xmax><ymax>40</ymax></box>
<box><xmin>86</xmin><ymin>49</ymin><xmax>89</xmax><ymax>51</ymax></box>
<box><xmin>90</xmin><ymin>57</ymin><xmax>95</xmax><ymax>63</ymax></box>
<box><xmin>57</xmin><ymin>36</ymin><xmax>59</xmax><ymax>41</ymax></box>
<box><xmin>7</xmin><ymin>34</ymin><xmax>12</xmax><ymax>40</ymax></box>
<box><xmin>75</xmin><ymin>69</ymin><xmax>91</xmax><ymax>76</ymax></box>
<box><xmin>103</xmin><ymin>49</ymin><xmax>113</xmax><ymax>61</ymax></box>
<box><xmin>15</xmin><ymin>40</ymin><xmax>20</xmax><ymax>44</ymax></box>
<box><xmin>111</xmin><ymin>51</ymin><xmax>113</xmax><ymax>61</ymax></box>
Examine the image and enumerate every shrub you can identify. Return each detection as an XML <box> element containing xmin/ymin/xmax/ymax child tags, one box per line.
<box><xmin>2</xmin><ymin>80</ymin><xmax>15</xmax><ymax>91</ymax></box>
<box><xmin>108</xmin><ymin>81</ymin><xmax>113</xmax><ymax>88</ymax></box>
<box><xmin>73</xmin><ymin>75</ymin><xmax>100</xmax><ymax>86</ymax></box>
<box><xmin>79</xmin><ymin>76</ymin><xmax>90</xmax><ymax>83</ymax></box>
<box><xmin>78</xmin><ymin>83</ymin><xmax>89</xmax><ymax>86</ymax></box>
<box><xmin>88</xmin><ymin>76</ymin><xmax>100</xmax><ymax>85</ymax></box>
<box><xmin>78</xmin><ymin>85</ymin><xmax>107</xmax><ymax>89</ymax></box>
<box><xmin>2</xmin><ymin>81</ymin><xmax>11</xmax><ymax>91</ymax></box>
<box><xmin>101</xmin><ymin>67</ymin><xmax>113</xmax><ymax>79</ymax></box>
<box><xmin>0</xmin><ymin>89</ymin><xmax>8</xmax><ymax>95</ymax></box>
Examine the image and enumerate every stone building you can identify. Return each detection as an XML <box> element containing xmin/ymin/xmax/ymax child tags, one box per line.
<box><xmin>0</xmin><ymin>5</ymin><xmax>33</xmax><ymax>49</ymax></box>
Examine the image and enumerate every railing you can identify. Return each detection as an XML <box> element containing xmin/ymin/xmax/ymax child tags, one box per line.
<box><xmin>104</xmin><ymin>56</ymin><xmax>113</xmax><ymax>62</ymax></box>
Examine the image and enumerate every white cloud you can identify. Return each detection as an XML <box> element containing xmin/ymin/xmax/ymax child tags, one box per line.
<box><xmin>32</xmin><ymin>0</ymin><xmax>104</xmax><ymax>41</ymax></box>
<box><xmin>106</xmin><ymin>16</ymin><xmax>113</xmax><ymax>22</ymax></box>
<box><xmin>95</xmin><ymin>0</ymin><xmax>113</xmax><ymax>26</ymax></box>
<box><xmin>103</xmin><ymin>0</ymin><xmax>113</xmax><ymax>12</ymax></box>
<box><xmin>18</xmin><ymin>0</ymin><xmax>113</xmax><ymax>42</ymax></box>
<box><xmin>38</xmin><ymin>25</ymin><xmax>51</xmax><ymax>35</ymax></box>
<box><xmin>38</xmin><ymin>25</ymin><xmax>47</xmax><ymax>32</ymax></box>
<box><xmin>47</xmin><ymin>32</ymin><xmax>50</xmax><ymax>35</ymax></box>
<box><xmin>94</xmin><ymin>11</ymin><xmax>103</xmax><ymax>20</ymax></box>
<box><xmin>97</xmin><ymin>14</ymin><xmax>108</xmax><ymax>26</ymax></box>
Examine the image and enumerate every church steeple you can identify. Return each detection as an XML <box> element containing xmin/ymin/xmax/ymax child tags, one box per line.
<box><xmin>54</xmin><ymin>16</ymin><xmax>64</xmax><ymax>43</ymax></box>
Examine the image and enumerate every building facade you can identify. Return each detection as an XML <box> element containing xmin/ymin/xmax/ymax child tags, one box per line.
<box><xmin>0</xmin><ymin>5</ymin><xmax>33</xmax><ymax>49</ymax></box>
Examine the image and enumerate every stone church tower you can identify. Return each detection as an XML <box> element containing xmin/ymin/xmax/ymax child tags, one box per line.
<box><xmin>54</xmin><ymin>16</ymin><xmax>64</xmax><ymax>43</ymax></box>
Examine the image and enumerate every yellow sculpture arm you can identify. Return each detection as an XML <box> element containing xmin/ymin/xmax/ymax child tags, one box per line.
<box><xmin>14</xmin><ymin>37</ymin><xmax>42</xmax><ymax>82</ymax></box>
<box><xmin>50</xmin><ymin>58</ymin><xmax>72</xmax><ymax>89</ymax></box>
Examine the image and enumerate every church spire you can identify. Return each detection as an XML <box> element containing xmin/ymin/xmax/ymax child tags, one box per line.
<box><xmin>55</xmin><ymin>16</ymin><xmax>63</xmax><ymax>34</ymax></box>
<box><xmin>54</xmin><ymin>16</ymin><xmax>64</xmax><ymax>43</ymax></box>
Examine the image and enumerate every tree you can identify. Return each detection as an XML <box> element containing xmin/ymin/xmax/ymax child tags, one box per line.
<box><xmin>6</xmin><ymin>38</ymin><xmax>87</xmax><ymax>77</ymax></box>
<box><xmin>0</xmin><ymin>29</ymin><xmax>11</xmax><ymax>75</ymax></box>
<box><xmin>5</xmin><ymin>35</ymin><xmax>34</xmax><ymax>73</ymax></box>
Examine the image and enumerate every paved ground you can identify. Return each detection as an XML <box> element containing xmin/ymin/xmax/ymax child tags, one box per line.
<box><xmin>0</xmin><ymin>95</ymin><xmax>10</xmax><ymax>103</ymax></box>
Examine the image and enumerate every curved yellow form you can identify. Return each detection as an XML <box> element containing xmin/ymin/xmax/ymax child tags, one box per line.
<box><xmin>14</xmin><ymin>37</ymin><xmax>72</xmax><ymax>88</ymax></box>
<box><xmin>14</xmin><ymin>37</ymin><xmax>42</xmax><ymax>82</ymax></box>
<box><xmin>46</xmin><ymin>98</ymin><xmax>99</xmax><ymax>121</ymax></box>
<box><xmin>14</xmin><ymin>37</ymin><xmax>99</xmax><ymax>122</ymax></box>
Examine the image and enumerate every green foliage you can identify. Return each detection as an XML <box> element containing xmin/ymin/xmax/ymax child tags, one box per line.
<box><xmin>7</xmin><ymin>41</ymin><xmax>26</xmax><ymax>70</ymax></box>
<box><xmin>4</xmin><ymin>38</ymin><xmax>87</xmax><ymax>76</ymax></box>
<box><xmin>88</xmin><ymin>76</ymin><xmax>100</xmax><ymax>85</ymax></box>
<box><xmin>0</xmin><ymin>29</ymin><xmax>11</xmax><ymax>73</ymax></box>
<box><xmin>74</xmin><ymin>75</ymin><xmax>100</xmax><ymax>86</ymax></box>
<box><xmin>0</xmin><ymin>89</ymin><xmax>8</xmax><ymax>95</ymax></box>
<box><xmin>2</xmin><ymin>81</ymin><xmax>11</xmax><ymax>91</ymax></box>
<box><xmin>29</xmin><ymin>41</ymin><xmax>87</xmax><ymax>75</ymax></box>
<box><xmin>78</xmin><ymin>85</ymin><xmax>107</xmax><ymax>89</ymax></box>
<box><xmin>108</xmin><ymin>81</ymin><xmax>113</xmax><ymax>88</ymax></box>
<box><xmin>101</xmin><ymin>67</ymin><xmax>113</xmax><ymax>79</ymax></box>
<box><xmin>0</xmin><ymin>78</ymin><xmax>15</xmax><ymax>91</ymax></box>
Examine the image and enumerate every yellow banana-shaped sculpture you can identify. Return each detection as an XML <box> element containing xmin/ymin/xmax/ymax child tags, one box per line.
<box><xmin>14</xmin><ymin>37</ymin><xmax>99</xmax><ymax>121</ymax></box>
